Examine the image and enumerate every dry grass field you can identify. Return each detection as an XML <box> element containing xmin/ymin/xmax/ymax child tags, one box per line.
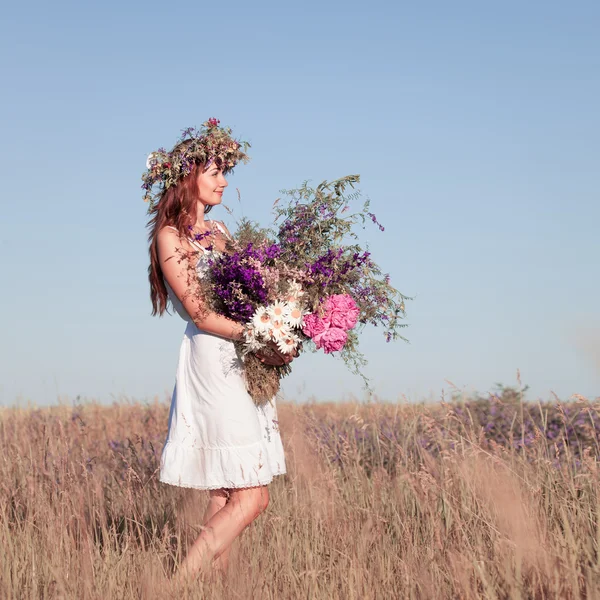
<box><xmin>2</xmin><ymin>389</ymin><xmax>600</xmax><ymax>599</ymax></box>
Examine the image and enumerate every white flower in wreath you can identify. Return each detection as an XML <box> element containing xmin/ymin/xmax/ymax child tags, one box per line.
<box><xmin>146</xmin><ymin>152</ymin><xmax>159</xmax><ymax>170</ymax></box>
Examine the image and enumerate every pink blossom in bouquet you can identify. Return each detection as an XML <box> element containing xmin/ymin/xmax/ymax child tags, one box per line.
<box><xmin>316</xmin><ymin>326</ymin><xmax>348</xmax><ymax>354</ymax></box>
<box><xmin>303</xmin><ymin>312</ymin><xmax>348</xmax><ymax>354</ymax></box>
<box><xmin>324</xmin><ymin>294</ymin><xmax>359</xmax><ymax>331</ymax></box>
<box><xmin>302</xmin><ymin>294</ymin><xmax>359</xmax><ymax>354</ymax></box>
<box><xmin>302</xmin><ymin>312</ymin><xmax>330</xmax><ymax>339</ymax></box>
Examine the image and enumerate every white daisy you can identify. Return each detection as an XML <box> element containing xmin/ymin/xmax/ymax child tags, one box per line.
<box><xmin>243</xmin><ymin>326</ymin><xmax>260</xmax><ymax>344</ymax></box>
<box><xmin>268</xmin><ymin>318</ymin><xmax>290</xmax><ymax>341</ymax></box>
<box><xmin>276</xmin><ymin>333</ymin><xmax>300</xmax><ymax>355</ymax></box>
<box><xmin>284</xmin><ymin>303</ymin><xmax>306</xmax><ymax>328</ymax></box>
<box><xmin>257</xmin><ymin>328</ymin><xmax>272</xmax><ymax>342</ymax></box>
<box><xmin>267</xmin><ymin>300</ymin><xmax>291</xmax><ymax>320</ymax></box>
<box><xmin>244</xmin><ymin>337</ymin><xmax>264</xmax><ymax>353</ymax></box>
<box><xmin>239</xmin><ymin>327</ymin><xmax>262</xmax><ymax>354</ymax></box>
<box><xmin>252</xmin><ymin>306</ymin><xmax>272</xmax><ymax>334</ymax></box>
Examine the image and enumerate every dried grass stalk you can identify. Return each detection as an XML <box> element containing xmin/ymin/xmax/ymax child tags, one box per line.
<box><xmin>241</xmin><ymin>351</ymin><xmax>287</xmax><ymax>406</ymax></box>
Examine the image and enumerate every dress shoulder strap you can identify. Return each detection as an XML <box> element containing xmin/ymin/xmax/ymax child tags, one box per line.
<box><xmin>213</xmin><ymin>220</ymin><xmax>232</xmax><ymax>240</ymax></box>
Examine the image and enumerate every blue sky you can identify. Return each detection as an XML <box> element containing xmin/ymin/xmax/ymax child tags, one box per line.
<box><xmin>1</xmin><ymin>1</ymin><xmax>598</xmax><ymax>406</ymax></box>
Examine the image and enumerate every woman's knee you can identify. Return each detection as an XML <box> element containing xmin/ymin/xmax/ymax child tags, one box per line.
<box><xmin>254</xmin><ymin>486</ymin><xmax>269</xmax><ymax>513</ymax></box>
<box><xmin>230</xmin><ymin>485</ymin><xmax>269</xmax><ymax>520</ymax></box>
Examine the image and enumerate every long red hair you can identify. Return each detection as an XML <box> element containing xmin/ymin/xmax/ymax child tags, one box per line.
<box><xmin>147</xmin><ymin>159</ymin><xmax>212</xmax><ymax>316</ymax></box>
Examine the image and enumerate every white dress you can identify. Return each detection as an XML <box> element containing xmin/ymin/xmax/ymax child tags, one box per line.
<box><xmin>158</xmin><ymin>222</ymin><xmax>287</xmax><ymax>490</ymax></box>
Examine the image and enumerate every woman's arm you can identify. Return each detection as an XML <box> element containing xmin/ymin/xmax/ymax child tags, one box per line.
<box><xmin>157</xmin><ymin>227</ymin><xmax>245</xmax><ymax>341</ymax></box>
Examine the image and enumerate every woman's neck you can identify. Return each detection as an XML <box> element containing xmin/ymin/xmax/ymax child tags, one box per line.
<box><xmin>193</xmin><ymin>209</ymin><xmax>209</xmax><ymax>229</ymax></box>
<box><xmin>193</xmin><ymin>203</ymin><xmax>210</xmax><ymax>229</ymax></box>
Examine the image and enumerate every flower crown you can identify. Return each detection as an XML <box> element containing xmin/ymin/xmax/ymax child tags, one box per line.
<box><xmin>142</xmin><ymin>118</ymin><xmax>250</xmax><ymax>210</ymax></box>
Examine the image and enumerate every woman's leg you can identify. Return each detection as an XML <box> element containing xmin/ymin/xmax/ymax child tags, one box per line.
<box><xmin>176</xmin><ymin>485</ymin><xmax>269</xmax><ymax>581</ymax></box>
<box><xmin>201</xmin><ymin>489</ymin><xmax>231</xmax><ymax>573</ymax></box>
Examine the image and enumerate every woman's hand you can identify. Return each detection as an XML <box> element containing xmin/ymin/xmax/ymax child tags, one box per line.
<box><xmin>255</xmin><ymin>341</ymin><xmax>297</xmax><ymax>366</ymax></box>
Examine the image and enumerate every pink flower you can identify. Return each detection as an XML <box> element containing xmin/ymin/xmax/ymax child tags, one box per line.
<box><xmin>324</xmin><ymin>294</ymin><xmax>359</xmax><ymax>331</ymax></box>
<box><xmin>316</xmin><ymin>327</ymin><xmax>348</xmax><ymax>354</ymax></box>
<box><xmin>302</xmin><ymin>313</ymin><xmax>329</xmax><ymax>339</ymax></box>
<box><xmin>303</xmin><ymin>312</ymin><xmax>349</xmax><ymax>353</ymax></box>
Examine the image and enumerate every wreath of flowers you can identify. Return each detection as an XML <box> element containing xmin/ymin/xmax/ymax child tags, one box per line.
<box><xmin>141</xmin><ymin>118</ymin><xmax>251</xmax><ymax>211</ymax></box>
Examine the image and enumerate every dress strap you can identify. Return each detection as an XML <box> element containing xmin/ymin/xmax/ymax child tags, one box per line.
<box><xmin>213</xmin><ymin>221</ymin><xmax>232</xmax><ymax>240</ymax></box>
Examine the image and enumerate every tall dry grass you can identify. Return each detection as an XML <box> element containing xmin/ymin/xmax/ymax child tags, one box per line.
<box><xmin>1</xmin><ymin>394</ymin><xmax>600</xmax><ymax>599</ymax></box>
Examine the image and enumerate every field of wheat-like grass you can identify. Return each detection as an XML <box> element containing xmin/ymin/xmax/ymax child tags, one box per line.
<box><xmin>2</xmin><ymin>389</ymin><xmax>600</xmax><ymax>599</ymax></box>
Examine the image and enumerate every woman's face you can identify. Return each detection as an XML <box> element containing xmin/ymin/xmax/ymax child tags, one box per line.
<box><xmin>196</xmin><ymin>162</ymin><xmax>228</xmax><ymax>208</ymax></box>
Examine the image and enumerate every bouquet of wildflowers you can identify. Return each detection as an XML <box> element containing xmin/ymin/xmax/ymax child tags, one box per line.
<box><xmin>193</xmin><ymin>175</ymin><xmax>409</xmax><ymax>406</ymax></box>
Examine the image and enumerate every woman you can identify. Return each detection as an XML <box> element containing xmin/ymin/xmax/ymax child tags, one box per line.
<box><xmin>145</xmin><ymin>119</ymin><xmax>292</xmax><ymax>580</ymax></box>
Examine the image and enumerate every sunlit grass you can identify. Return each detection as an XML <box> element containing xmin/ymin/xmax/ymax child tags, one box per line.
<box><xmin>1</xmin><ymin>390</ymin><xmax>600</xmax><ymax>598</ymax></box>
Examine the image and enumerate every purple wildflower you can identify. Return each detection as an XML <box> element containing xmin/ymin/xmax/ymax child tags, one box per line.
<box><xmin>209</xmin><ymin>246</ymin><xmax>270</xmax><ymax>322</ymax></box>
<box><xmin>367</xmin><ymin>212</ymin><xmax>385</xmax><ymax>232</ymax></box>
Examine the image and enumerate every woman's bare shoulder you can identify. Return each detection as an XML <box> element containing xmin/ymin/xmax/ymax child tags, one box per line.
<box><xmin>158</xmin><ymin>225</ymin><xmax>192</xmax><ymax>247</ymax></box>
<box><xmin>157</xmin><ymin>225</ymin><xmax>180</xmax><ymax>240</ymax></box>
<box><xmin>156</xmin><ymin>226</ymin><xmax>195</xmax><ymax>261</ymax></box>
